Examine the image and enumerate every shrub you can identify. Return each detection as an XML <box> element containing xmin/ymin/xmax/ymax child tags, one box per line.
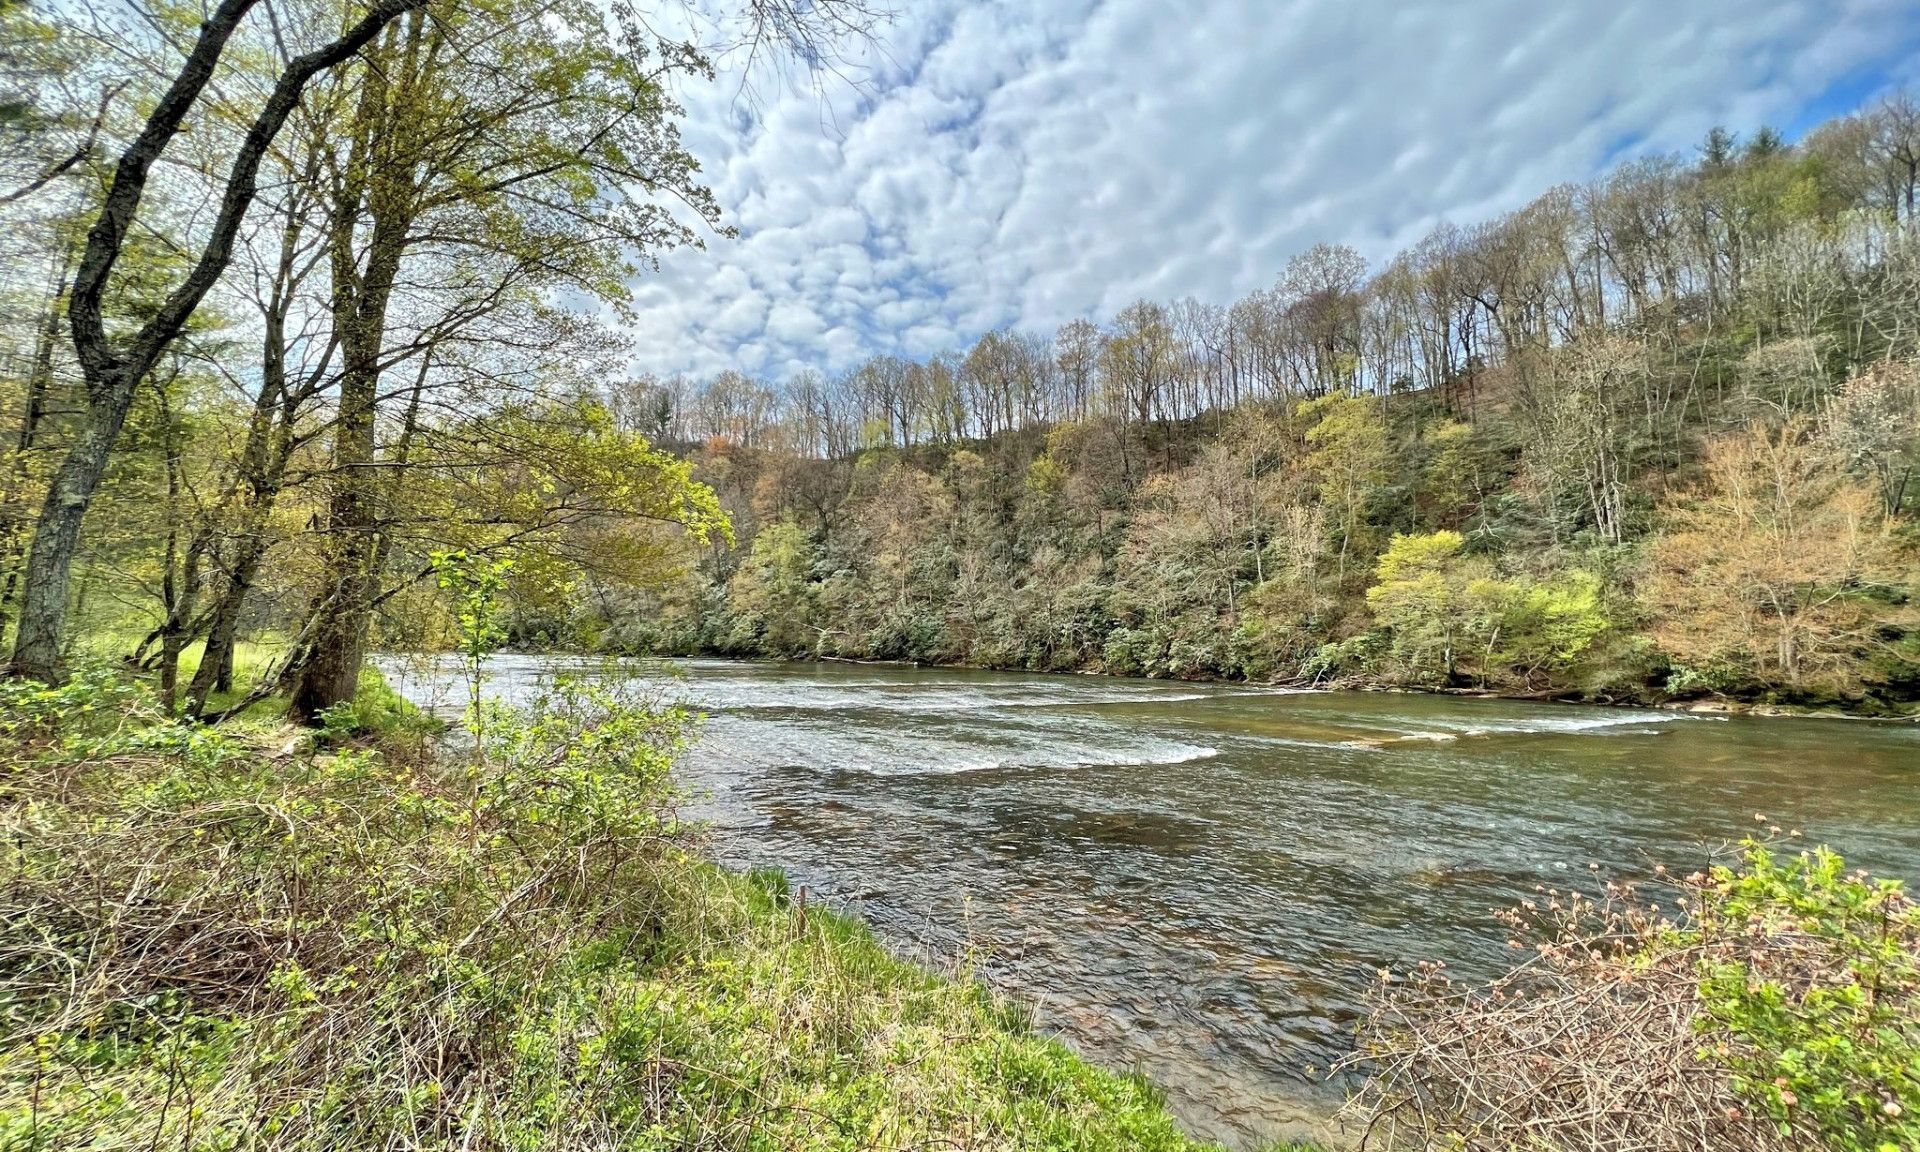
<box><xmin>0</xmin><ymin>662</ymin><xmax>153</xmax><ymax>742</ymax></box>
<box><xmin>0</xmin><ymin>672</ymin><xmax>691</xmax><ymax>1150</ymax></box>
<box><xmin>1346</xmin><ymin>836</ymin><xmax>1918</xmax><ymax>1152</ymax></box>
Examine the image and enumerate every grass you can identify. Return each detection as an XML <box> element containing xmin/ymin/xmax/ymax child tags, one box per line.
<box><xmin>66</xmin><ymin>628</ymin><xmax>429</xmax><ymax>725</ymax></box>
<box><xmin>0</xmin><ymin>663</ymin><xmax>1323</xmax><ymax>1151</ymax></box>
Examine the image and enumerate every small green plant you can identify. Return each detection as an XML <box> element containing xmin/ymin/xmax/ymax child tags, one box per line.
<box><xmin>1696</xmin><ymin>844</ymin><xmax>1919</xmax><ymax>1152</ymax></box>
<box><xmin>317</xmin><ymin>699</ymin><xmax>369</xmax><ymax>740</ymax></box>
<box><xmin>1665</xmin><ymin>659</ymin><xmax>1740</xmax><ymax>697</ymax></box>
<box><xmin>431</xmin><ymin>548</ymin><xmax>513</xmax><ymax>751</ymax></box>
<box><xmin>0</xmin><ymin>663</ymin><xmax>152</xmax><ymax>742</ymax></box>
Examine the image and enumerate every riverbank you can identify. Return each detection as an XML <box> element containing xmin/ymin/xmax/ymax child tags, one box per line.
<box><xmin>564</xmin><ymin>643</ymin><xmax>1920</xmax><ymax>722</ymax></box>
<box><xmin>0</xmin><ymin>667</ymin><xmax>1319</xmax><ymax>1152</ymax></box>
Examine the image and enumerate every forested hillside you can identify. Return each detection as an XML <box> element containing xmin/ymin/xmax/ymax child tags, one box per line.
<box><xmin>557</xmin><ymin>111</ymin><xmax>1920</xmax><ymax>709</ymax></box>
<box><xmin>2</xmin><ymin>0</ymin><xmax>1916</xmax><ymax>711</ymax></box>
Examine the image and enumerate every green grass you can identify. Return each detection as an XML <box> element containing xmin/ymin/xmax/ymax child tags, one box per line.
<box><xmin>0</xmin><ymin>666</ymin><xmax>1325</xmax><ymax>1151</ymax></box>
<box><xmin>69</xmin><ymin>628</ymin><xmax>286</xmax><ymax>713</ymax></box>
<box><xmin>63</xmin><ymin>629</ymin><xmax>429</xmax><ymax>728</ymax></box>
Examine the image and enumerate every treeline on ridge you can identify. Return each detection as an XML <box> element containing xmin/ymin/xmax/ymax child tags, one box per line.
<box><xmin>571</xmin><ymin>108</ymin><xmax>1920</xmax><ymax>708</ymax></box>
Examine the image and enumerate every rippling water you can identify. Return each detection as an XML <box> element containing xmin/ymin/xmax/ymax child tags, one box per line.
<box><xmin>383</xmin><ymin>654</ymin><xmax>1920</xmax><ymax>1149</ymax></box>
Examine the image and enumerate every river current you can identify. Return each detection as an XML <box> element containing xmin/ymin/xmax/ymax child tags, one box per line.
<box><xmin>383</xmin><ymin>654</ymin><xmax>1920</xmax><ymax>1148</ymax></box>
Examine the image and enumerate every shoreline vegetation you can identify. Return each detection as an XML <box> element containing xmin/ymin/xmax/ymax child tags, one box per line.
<box><xmin>489</xmin><ymin>644</ymin><xmax>1920</xmax><ymax>722</ymax></box>
<box><xmin>0</xmin><ymin>661</ymin><xmax>1323</xmax><ymax>1152</ymax></box>
<box><xmin>5</xmin><ymin>656</ymin><xmax>1917</xmax><ymax>1152</ymax></box>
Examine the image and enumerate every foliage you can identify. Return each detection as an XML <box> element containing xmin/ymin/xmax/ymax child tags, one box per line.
<box><xmin>1364</xmin><ymin>531</ymin><xmax>1479</xmax><ymax>683</ymax></box>
<box><xmin>1646</xmin><ymin>419</ymin><xmax>1917</xmax><ymax>697</ymax></box>
<box><xmin>432</xmin><ymin>548</ymin><xmax>514</xmax><ymax>744</ymax></box>
<box><xmin>1347</xmin><ymin>837</ymin><xmax>1920</xmax><ymax>1152</ymax></box>
<box><xmin>1363</xmin><ymin>532</ymin><xmax>1609</xmax><ymax>689</ymax></box>
<box><xmin>725</xmin><ymin>520</ymin><xmax>820</xmax><ymax>656</ymax></box>
<box><xmin>0</xmin><ymin>660</ymin><xmax>152</xmax><ymax>740</ymax></box>
<box><xmin>1302</xmin><ymin>394</ymin><xmax>1390</xmax><ymax>582</ymax></box>
<box><xmin>1696</xmin><ymin>845</ymin><xmax>1920</xmax><ymax>1152</ymax></box>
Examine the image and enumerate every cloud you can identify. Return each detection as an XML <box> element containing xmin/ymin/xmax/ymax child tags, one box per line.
<box><xmin>619</xmin><ymin>0</ymin><xmax>1920</xmax><ymax>382</ymax></box>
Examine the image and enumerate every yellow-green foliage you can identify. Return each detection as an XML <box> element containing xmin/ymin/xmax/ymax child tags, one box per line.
<box><xmin>504</xmin><ymin>870</ymin><xmax>1208</xmax><ymax>1151</ymax></box>
<box><xmin>1697</xmin><ymin>845</ymin><xmax>1920</xmax><ymax>1152</ymax></box>
<box><xmin>1364</xmin><ymin>531</ymin><xmax>1608</xmax><ymax>689</ymax></box>
<box><xmin>0</xmin><ymin>671</ymin><xmax>1269</xmax><ymax>1152</ymax></box>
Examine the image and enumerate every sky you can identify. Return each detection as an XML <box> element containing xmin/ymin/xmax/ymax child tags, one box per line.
<box><xmin>622</xmin><ymin>0</ymin><xmax>1920</xmax><ymax>382</ymax></box>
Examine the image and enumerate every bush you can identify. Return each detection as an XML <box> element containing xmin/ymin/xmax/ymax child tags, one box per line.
<box><xmin>1697</xmin><ymin>845</ymin><xmax>1919</xmax><ymax>1151</ymax></box>
<box><xmin>0</xmin><ymin>671</ymin><xmax>690</xmax><ymax>1150</ymax></box>
<box><xmin>1346</xmin><ymin>836</ymin><xmax>1919</xmax><ymax>1151</ymax></box>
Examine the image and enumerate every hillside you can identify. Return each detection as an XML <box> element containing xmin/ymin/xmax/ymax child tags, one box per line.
<box><xmin>531</xmin><ymin>115</ymin><xmax>1920</xmax><ymax>711</ymax></box>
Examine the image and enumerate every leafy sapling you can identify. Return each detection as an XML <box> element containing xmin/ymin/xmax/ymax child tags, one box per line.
<box><xmin>431</xmin><ymin>549</ymin><xmax>513</xmax><ymax>755</ymax></box>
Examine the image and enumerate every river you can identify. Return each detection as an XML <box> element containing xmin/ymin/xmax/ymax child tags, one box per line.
<box><xmin>382</xmin><ymin>654</ymin><xmax>1920</xmax><ymax>1149</ymax></box>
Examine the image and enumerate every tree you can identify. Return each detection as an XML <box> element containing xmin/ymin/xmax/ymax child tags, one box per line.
<box><xmin>1646</xmin><ymin>420</ymin><xmax>1915</xmax><ymax>694</ymax></box>
<box><xmin>1365</xmin><ymin>531</ymin><xmax>1480</xmax><ymax>684</ymax></box>
<box><xmin>1100</xmin><ymin>301</ymin><xmax>1176</xmax><ymax>430</ymax></box>
<box><xmin>1054</xmin><ymin>318</ymin><xmax>1099</xmax><ymax>421</ymax></box>
<box><xmin>1366</xmin><ymin>531</ymin><xmax>1607</xmax><ymax>689</ymax></box>
<box><xmin>284</xmin><ymin>0</ymin><xmax>722</xmax><ymax>720</ymax></box>
<box><xmin>276</xmin><ymin>0</ymin><xmax>874</xmax><ymax>721</ymax></box>
<box><xmin>1281</xmin><ymin>243</ymin><xmax>1368</xmax><ymax>395</ymax></box>
<box><xmin>7</xmin><ymin>0</ymin><xmax>428</xmax><ymax>682</ymax></box>
<box><xmin>1823</xmin><ymin>358</ymin><xmax>1920</xmax><ymax>516</ymax></box>
<box><xmin>726</xmin><ymin>519</ymin><xmax>818</xmax><ymax>655</ymax></box>
<box><xmin>1518</xmin><ymin>337</ymin><xmax>1640</xmax><ymax>544</ymax></box>
<box><xmin>1302</xmin><ymin>392</ymin><xmax>1388</xmax><ymax>583</ymax></box>
<box><xmin>1871</xmin><ymin>90</ymin><xmax>1920</xmax><ymax>228</ymax></box>
<box><xmin>1476</xmin><ymin>570</ymin><xmax>1609</xmax><ymax>689</ymax></box>
<box><xmin>0</xmin><ymin>0</ymin><xmax>116</xmax><ymax>206</ymax></box>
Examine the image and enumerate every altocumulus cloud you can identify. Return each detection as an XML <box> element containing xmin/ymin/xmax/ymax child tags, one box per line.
<box><xmin>622</xmin><ymin>0</ymin><xmax>1920</xmax><ymax>381</ymax></box>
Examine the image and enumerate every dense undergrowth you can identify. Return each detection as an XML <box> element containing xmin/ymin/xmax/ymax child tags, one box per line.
<box><xmin>0</xmin><ymin>667</ymin><xmax>1308</xmax><ymax>1152</ymax></box>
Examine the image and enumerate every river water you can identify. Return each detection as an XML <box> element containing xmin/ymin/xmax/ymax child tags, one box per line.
<box><xmin>383</xmin><ymin>654</ymin><xmax>1920</xmax><ymax>1149</ymax></box>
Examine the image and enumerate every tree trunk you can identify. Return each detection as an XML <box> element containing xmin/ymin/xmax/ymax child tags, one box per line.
<box><xmin>4</xmin><ymin>0</ymin><xmax>427</xmax><ymax>682</ymax></box>
<box><xmin>285</xmin><ymin>385</ymin><xmax>380</xmax><ymax>723</ymax></box>
<box><xmin>283</xmin><ymin>9</ymin><xmax>433</xmax><ymax>722</ymax></box>
<box><xmin>9</xmin><ymin>373</ymin><xmax>137</xmax><ymax>680</ymax></box>
<box><xmin>0</xmin><ymin>243</ymin><xmax>74</xmax><ymax>637</ymax></box>
<box><xmin>186</xmin><ymin>222</ymin><xmax>312</xmax><ymax>715</ymax></box>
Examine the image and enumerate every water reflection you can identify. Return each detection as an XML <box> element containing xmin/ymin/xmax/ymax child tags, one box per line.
<box><xmin>382</xmin><ymin>654</ymin><xmax>1920</xmax><ymax>1150</ymax></box>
